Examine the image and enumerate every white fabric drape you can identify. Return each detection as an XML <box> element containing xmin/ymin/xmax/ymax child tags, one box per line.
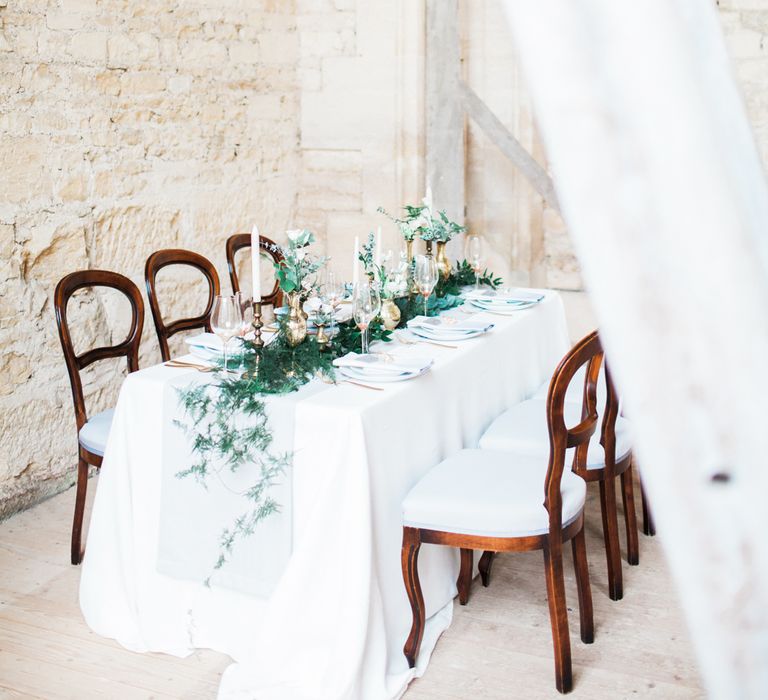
<box><xmin>79</xmin><ymin>292</ymin><xmax>569</xmax><ymax>700</ymax></box>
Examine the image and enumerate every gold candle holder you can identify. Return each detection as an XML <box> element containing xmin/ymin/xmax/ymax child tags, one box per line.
<box><xmin>315</xmin><ymin>322</ymin><xmax>330</xmax><ymax>351</ymax></box>
<box><xmin>252</xmin><ymin>300</ymin><xmax>264</xmax><ymax>349</ymax></box>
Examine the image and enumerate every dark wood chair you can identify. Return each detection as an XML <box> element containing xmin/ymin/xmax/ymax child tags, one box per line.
<box><xmin>144</xmin><ymin>249</ymin><xmax>220</xmax><ymax>362</ymax></box>
<box><xmin>54</xmin><ymin>270</ymin><xmax>144</xmax><ymax>565</ymax></box>
<box><xmin>478</xmin><ymin>346</ymin><xmax>639</xmax><ymax>601</ymax></box>
<box><xmin>225</xmin><ymin>233</ymin><xmax>285</xmax><ymax>308</ymax></box>
<box><xmin>401</xmin><ymin>331</ymin><xmax>601</xmax><ymax>694</ymax></box>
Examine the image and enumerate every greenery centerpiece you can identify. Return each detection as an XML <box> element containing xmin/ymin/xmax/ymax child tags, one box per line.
<box><xmin>378</xmin><ymin>190</ymin><xmax>465</xmax><ymax>280</ymax></box>
<box><xmin>274</xmin><ymin>229</ymin><xmax>327</xmax><ymax>346</ymax></box>
<box><xmin>174</xmin><ymin>228</ymin><xmax>504</xmax><ymax>583</ymax></box>
<box><xmin>357</xmin><ymin>232</ymin><xmax>409</xmax><ymax>329</ymax></box>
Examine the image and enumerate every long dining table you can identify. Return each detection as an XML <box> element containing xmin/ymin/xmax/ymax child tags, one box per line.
<box><xmin>79</xmin><ymin>290</ymin><xmax>570</xmax><ymax>700</ymax></box>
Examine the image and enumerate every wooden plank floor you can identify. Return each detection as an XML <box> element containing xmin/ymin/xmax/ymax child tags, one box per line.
<box><xmin>0</xmin><ymin>478</ymin><xmax>703</xmax><ymax>699</ymax></box>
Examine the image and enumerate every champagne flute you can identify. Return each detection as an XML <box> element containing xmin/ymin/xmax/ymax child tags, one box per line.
<box><xmin>414</xmin><ymin>254</ymin><xmax>439</xmax><ymax>317</ymax></box>
<box><xmin>210</xmin><ymin>295</ymin><xmax>243</xmax><ymax>373</ymax></box>
<box><xmin>466</xmin><ymin>235</ymin><xmax>484</xmax><ymax>291</ymax></box>
<box><xmin>322</xmin><ymin>270</ymin><xmax>344</xmax><ymax>338</ymax></box>
<box><xmin>352</xmin><ymin>282</ymin><xmax>381</xmax><ymax>354</ymax></box>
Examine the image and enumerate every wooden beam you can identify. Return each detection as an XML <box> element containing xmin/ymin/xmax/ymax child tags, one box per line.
<box><xmin>459</xmin><ymin>80</ymin><xmax>560</xmax><ymax>212</ymax></box>
<box><xmin>501</xmin><ymin>1</ymin><xmax>768</xmax><ymax>697</ymax></box>
<box><xmin>425</xmin><ymin>0</ymin><xmax>464</xmax><ymax>226</ymax></box>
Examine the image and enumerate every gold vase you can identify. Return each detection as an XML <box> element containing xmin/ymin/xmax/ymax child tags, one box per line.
<box><xmin>424</xmin><ymin>239</ymin><xmax>434</xmax><ymax>257</ymax></box>
<box><xmin>406</xmin><ymin>239</ymin><xmax>414</xmax><ymax>264</ymax></box>
<box><xmin>380</xmin><ymin>298</ymin><xmax>401</xmax><ymax>331</ymax></box>
<box><xmin>435</xmin><ymin>241</ymin><xmax>451</xmax><ymax>281</ymax></box>
<box><xmin>285</xmin><ymin>292</ymin><xmax>308</xmax><ymax>347</ymax></box>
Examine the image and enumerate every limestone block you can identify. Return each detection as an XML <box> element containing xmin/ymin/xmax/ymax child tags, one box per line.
<box><xmin>257</xmin><ymin>31</ymin><xmax>298</xmax><ymax>63</ymax></box>
<box><xmin>107</xmin><ymin>33</ymin><xmax>160</xmax><ymax>69</ymax></box>
<box><xmin>119</xmin><ymin>70</ymin><xmax>166</xmax><ymax>95</ymax></box>
<box><xmin>229</xmin><ymin>40</ymin><xmax>260</xmax><ymax>64</ymax></box>
<box><xmin>180</xmin><ymin>39</ymin><xmax>228</xmax><ymax>69</ymax></box>
<box><xmin>67</xmin><ymin>31</ymin><xmax>107</xmax><ymax>64</ymax></box>
<box><xmin>0</xmin><ymin>136</ymin><xmax>53</xmax><ymax>204</ymax></box>
<box><xmin>46</xmin><ymin>13</ymin><xmax>85</xmax><ymax>32</ymax></box>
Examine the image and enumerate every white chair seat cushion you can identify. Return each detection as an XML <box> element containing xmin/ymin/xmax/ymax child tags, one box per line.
<box><xmin>78</xmin><ymin>408</ymin><xmax>114</xmax><ymax>457</ymax></box>
<box><xmin>402</xmin><ymin>449</ymin><xmax>587</xmax><ymax>538</ymax></box>
<box><xmin>478</xmin><ymin>399</ymin><xmax>631</xmax><ymax>469</ymax></box>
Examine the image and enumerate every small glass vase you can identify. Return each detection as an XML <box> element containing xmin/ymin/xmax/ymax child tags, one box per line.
<box><xmin>380</xmin><ymin>298</ymin><xmax>401</xmax><ymax>330</ymax></box>
<box><xmin>285</xmin><ymin>291</ymin><xmax>308</xmax><ymax>347</ymax></box>
<box><xmin>435</xmin><ymin>241</ymin><xmax>451</xmax><ymax>281</ymax></box>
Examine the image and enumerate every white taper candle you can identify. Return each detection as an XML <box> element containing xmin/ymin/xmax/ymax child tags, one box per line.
<box><xmin>251</xmin><ymin>224</ymin><xmax>261</xmax><ymax>301</ymax></box>
<box><xmin>375</xmin><ymin>226</ymin><xmax>382</xmax><ymax>266</ymax></box>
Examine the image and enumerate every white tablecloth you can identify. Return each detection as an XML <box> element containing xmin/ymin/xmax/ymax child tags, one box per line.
<box><xmin>79</xmin><ymin>292</ymin><xmax>570</xmax><ymax>700</ymax></box>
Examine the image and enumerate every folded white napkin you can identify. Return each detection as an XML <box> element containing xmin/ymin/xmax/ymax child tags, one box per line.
<box><xmin>185</xmin><ymin>331</ymin><xmax>263</xmax><ymax>353</ymax></box>
<box><xmin>407</xmin><ymin>316</ymin><xmax>494</xmax><ymax>334</ymax></box>
<box><xmin>332</xmin><ymin>352</ymin><xmax>433</xmax><ymax>375</ymax></box>
<box><xmin>185</xmin><ymin>332</ymin><xmax>225</xmax><ymax>351</ymax></box>
<box><xmin>464</xmin><ymin>287</ymin><xmax>545</xmax><ymax>304</ymax></box>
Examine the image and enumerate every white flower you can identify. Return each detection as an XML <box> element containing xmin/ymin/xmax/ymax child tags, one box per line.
<box><xmin>295</xmin><ymin>249</ymin><xmax>306</xmax><ymax>261</ymax></box>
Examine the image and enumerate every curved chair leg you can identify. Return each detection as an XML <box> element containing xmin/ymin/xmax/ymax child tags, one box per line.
<box><xmin>621</xmin><ymin>466</ymin><xmax>640</xmax><ymax>565</ymax></box>
<box><xmin>479</xmin><ymin>550</ymin><xmax>494</xmax><ymax>587</ymax></box>
<box><xmin>71</xmin><ymin>458</ymin><xmax>89</xmax><ymax>565</ymax></box>
<box><xmin>641</xmin><ymin>480</ymin><xmax>656</xmax><ymax>536</ymax></box>
<box><xmin>599</xmin><ymin>478</ymin><xmax>623</xmax><ymax>601</ymax></box>
<box><xmin>402</xmin><ymin>527</ymin><xmax>425</xmax><ymax>668</ymax></box>
<box><xmin>571</xmin><ymin>527</ymin><xmax>595</xmax><ymax>644</ymax></box>
<box><xmin>457</xmin><ymin>548</ymin><xmax>473</xmax><ymax>605</ymax></box>
<box><xmin>543</xmin><ymin>542</ymin><xmax>573</xmax><ymax>694</ymax></box>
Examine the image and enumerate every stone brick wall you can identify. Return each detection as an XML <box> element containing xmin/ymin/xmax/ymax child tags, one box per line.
<box><xmin>0</xmin><ymin>0</ymin><xmax>300</xmax><ymax>516</ymax></box>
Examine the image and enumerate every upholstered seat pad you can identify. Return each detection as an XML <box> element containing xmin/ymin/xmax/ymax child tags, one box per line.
<box><xmin>478</xmin><ymin>399</ymin><xmax>632</xmax><ymax>469</ymax></box>
<box><xmin>402</xmin><ymin>449</ymin><xmax>587</xmax><ymax>538</ymax></box>
<box><xmin>78</xmin><ymin>409</ymin><xmax>114</xmax><ymax>457</ymax></box>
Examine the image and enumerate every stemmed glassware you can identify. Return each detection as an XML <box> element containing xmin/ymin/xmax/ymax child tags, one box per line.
<box><xmin>414</xmin><ymin>254</ymin><xmax>439</xmax><ymax>316</ymax></box>
<box><xmin>352</xmin><ymin>281</ymin><xmax>381</xmax><ymax>354</ymax></box>
<box><xmin>210</xmin><ymin>295</ymin><xmax>243</xmax><ymax>373</ymax></box>
<box><xmin>321</xmin><ymin>270</ymin><xmax>345</xmax><ymax>338</ymax></box>
<box><xmin>466</xmin><ymin>235</ymin><xmax>484</xmax><ymax>291</ymax></box>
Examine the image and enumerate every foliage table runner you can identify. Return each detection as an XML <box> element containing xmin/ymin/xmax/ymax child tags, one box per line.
<box><xmin>79</xmin><ymin>291</ymin><xmax>570</xmax><ymax>700</ymax></box>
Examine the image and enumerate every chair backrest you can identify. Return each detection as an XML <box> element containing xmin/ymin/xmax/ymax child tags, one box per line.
<box><xmin>544</xmin><ymin>330</ymin><xmax>604</xmax><ymax>531</ymax></box>
<box><xmin>145</xmin><ymin>249</ymin><xmax>220</xmax><ymax>362</ymax></box>
<box><xmin>225</xmin><ymin>233</ymin><xmax>284</xmax><ymax>308</ymax></box>
<box><xmin>54</xmin><ymin>270</ymin><xmax>144</xmax><ymax>433</ymax></box>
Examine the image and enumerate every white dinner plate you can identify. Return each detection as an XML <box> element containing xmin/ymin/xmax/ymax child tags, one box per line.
<box><xmin>409</xmin><ymin>325</ymin><xmax>489</xmax><ymax>341</ymax></box>
<box><xmin>469</xmin><ymin>299</ymin><xmax>539</xmax><ymax>314</ymax></box>
<box><xmin>338</xmin><ymin>366</ymin><xmax>430</xmax><ymax>384</ymax></box>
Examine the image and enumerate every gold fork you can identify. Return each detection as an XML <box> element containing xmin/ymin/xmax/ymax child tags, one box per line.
<box><xmin>165</xmin><ymin>360</ymin><xmax>216</xmax><ymax>372</ymax></box>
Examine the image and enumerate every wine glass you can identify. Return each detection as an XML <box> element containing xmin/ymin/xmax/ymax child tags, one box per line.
<box><xmin>414</xmin><ymin>254</ymin><xmax>438</xmax><ymax>317</ymax></box>
<box><xmin>210</xmin><ymin>295</ymin><xmax>243</xmax><ymax>373</ymax></box>
<box><xmin>321</xmin><ymin>270</ymin><xmax>345</xmax><ymax>338</ymax></box>
<box><xmin>466</xmin><ymin>235</ymin><xmax>484</xmax><ymax>291</ymax></box>
<box><xmin>352</xmin><ymin>282</ymin><xmax>381</xmax><ymax>354</ymax></box>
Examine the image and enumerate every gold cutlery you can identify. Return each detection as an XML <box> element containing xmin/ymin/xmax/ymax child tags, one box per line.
<box><xmin>165</xmin><ymin>360</ymin><xmax>216</xmax><ymax>372</ymax></box>
<box><xmin>340</xmin><ymin>379</ymin><xmax>384</xmax><ymax>392</ymax></box>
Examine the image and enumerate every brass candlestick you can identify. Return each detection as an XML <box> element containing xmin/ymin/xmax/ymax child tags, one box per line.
<box><xmin>252</xmin><ymin>300</ymin><xmax>264</xmax><ymax>349</ymax></box>
<box><xmin>315</xmin><ymin>322</ymin><xmax>330</xmax><ymax>351</ymax></box>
